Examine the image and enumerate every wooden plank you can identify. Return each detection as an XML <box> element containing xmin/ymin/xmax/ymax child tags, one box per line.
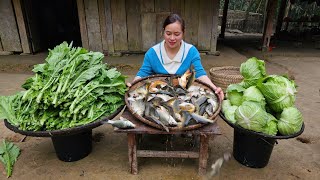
<box><xmin>104</xmin><ymin>0</ymin><xmax>114</xmax><ymax>53</ymax></box>
<box><xmin>77</xmin><ymin>0</ymin><xmax>89</xmax><ymax>49</ymax></box>
<box><xmin>141</xmin><ymin>13</ymin><xmax>156</xmax><ymax>51</ymax></box>
<box><xmin>198</xmin><ymin>134</ymin><xmax>210</xmax><ymax>175</ymax></box>
<box><xmin>84</xmin><ymin>0</ymin><xmax>103</xmax><ymax>52</ymax></box>
<box><xmin>0</xmin><ymin>36</ymin><xmax>3</xmax><ymax>51</ymax></box>
<box><xmin>98</xmin><ymin>0</ymin><xmax>108</xmax><ymax>52</ymax></box>
<box><xmin>210</xmin><ymin>0</ymin><xmax>220</xmax><ymax>54</ymax></box>
<box><xmin>198</xmin><ymin>0</ymin><xmax>213</xmax><ymax>51</ymax></box>
<box><xmin>128</xmin><ymin>133</ymin><xmax>138</xmax><ymax>175</ymax></box>
<box><xmin>155</xmin><ymin>0</ymin><xmax>171</xmax><ymax>12</ymax></box>
<box><xmin>12</xmin><ymin>0</ymin><xmax>31</xmax><ymax>53</ymax></box>
<box><xmin>140</xmin><ymin>0</ymin><xmax>154</xmax><ymax>13</ymax></box>
<box><xmin>220</xmin><ymin>0</ymin><xmax>230</xmax><ymax>38</ymax></box>
<box><xmin>0</xmin><ymin>0</ymin><xmax>22</xmax><ymax>52</ymax></box>
<box><xmin>171</xmin><ymin>0</ymin><xmax>183</xmax><ymax>15</ymax></box>
<box><xmin>111</xmin><ymin>0</ymin><xmax>128</xmax><ymax>51</ymax></box>
<box><xmin>262</xmin><ymin>0</ymin><xmax>277</xmax><ymax>51</ymax></box>
<box><xmin>126</xmin><ymin>0</ymin><xmax>142</xmax><ymax>51</ymax></box>
<box><xmin>156</xmin><ymin>12</ymin><xmax>170</xmax><ymax>43</ymax></box>
<box><xmin>184</xmin><ymin>0</ymin><xmax>199</xmax><ymax>45</ymax></box>
<box><xmin>137</xmin><ymin>150</ymin><xmax>199</xmax><ymax>158</ymax></box>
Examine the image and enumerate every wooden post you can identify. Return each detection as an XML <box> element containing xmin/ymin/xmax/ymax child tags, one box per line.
<box><xmin>209</xmin><ymin>0</ymin><xmax>220</xmax><ymax>55</ymax></box>
<box><xmin>220</xmin><ymin>0</ymin><xmax>229</xmax><ymax>38</ymax></box>
<box><xmin>275</xmin><ymin>0</ymin><xmax>288</xmax><ymax>37</ymax></box>
<box><xmin>262</xmin><ymin>0</ymin><xmax>277</xmax><ymax>52</ymax></box>
<box><xmin>12</xmin><ymin>0</ymin><xmax>31</xmax><ymax>54</ymax></box>
<box><xmin>104</xmin><ymin>0</ymin><xmax>114</xmax><ymax>54</ymax></box>
<box><xmin>198</xmin><ymin>134</ymin><xmax>210</xmax><ymax>175</ymax></box>
<box><xmin>128</xmin><ymin>133</ymin><xmax>138</xmax><ymax>175</ymax></box>
<box><xmin>77</xmin><ymin>0</ymin><xmax>89</xmax><ymax>49</ymax></box>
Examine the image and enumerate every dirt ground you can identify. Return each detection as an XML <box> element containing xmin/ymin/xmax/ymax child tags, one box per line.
<box><xmin>0</xmin><ymin>40</ymin><xmax>319</xmax><ymax>180</ymax></box>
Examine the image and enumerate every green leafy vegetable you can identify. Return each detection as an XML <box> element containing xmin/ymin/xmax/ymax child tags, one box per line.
<box><xmin>0</xmin><ymin>140</ymin><xmax>20</xmax><ymax>178</ymax></box>
<box><xmin>0</xmin><ymin>42</ymin><xmax>127</xmax><ymax>131</ymax></box>
<box><xmin>226</xmin><ymin>84</ymin><xmax>245</xmax><ymax>106</ymax></box>
<box><xmin>277</xmin><ymin>107</ymin><xmax>303</xmax><ymax>135</ymax></box>
<box><xmin>257</xmin><ymin>75</ymin><xmax>296</xmax><ymax>112</ymax></box>
<box><xmin>240</xmin><ymin>57</ymin><xmax>266</xmax><ymax>88</ymax></box>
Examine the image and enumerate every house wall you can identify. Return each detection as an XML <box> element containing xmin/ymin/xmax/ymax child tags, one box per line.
<box><xmin>79</xmin><ymin>0</ymin><xmax>220</xmax><ymax>54</ymax></box>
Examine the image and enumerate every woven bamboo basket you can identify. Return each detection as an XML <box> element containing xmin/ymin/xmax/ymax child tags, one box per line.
<box><xmin>209</xmin><ymin>66</ymin><xmax>243</xmax><ymax>92</ymax></box>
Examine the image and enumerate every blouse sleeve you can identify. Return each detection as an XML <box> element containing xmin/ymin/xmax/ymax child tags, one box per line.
<box><xmin>190</xmin><ymin>47</ymin><xmax>207</xmax><ymax>78</ymax></box>
<box><xmin>136</xmin><ymin>53</ymin><xmax>153</xmax><ymax>78</ymax></box>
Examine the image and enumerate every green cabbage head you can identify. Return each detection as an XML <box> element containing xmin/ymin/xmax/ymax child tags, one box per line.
<box><xmin>261</xmin><ymin>113</ymin><xmax>278</xmax><ymax>136</ymax></box>
<box><xmin>257</xmin><ymin>75</ymin><xmax>296</xmax><ymax>112</ymax></box>
<box><xmin>235</xmin><ymin>101</ymin><xmax>269</xmax><ymax>133</ymax></box>
<box><xmin>226</xmin><ymin>84</ymin><xmax>245</xmax><ymax>106</ymax></box>
<box><xmin>222</xmin><ymin>100</ymin><xmax>238</xmax><ymax>124</ymax></box>
<box><xmin>242</xmin><ymin>86</ymin><xmax>266</xmax><ymax>109</ymax></box>
<box><xmin>277</xmin><ymin>107</ymin><xmax>303</xmax><ymax>135</ymax></box>
<box><xmin>240</xmin><ymin>57</ymin><xmax>266</xmax><ymax>88</ymax></box>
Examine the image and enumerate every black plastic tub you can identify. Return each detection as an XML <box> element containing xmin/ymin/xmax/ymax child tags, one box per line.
<box><xmin>220</xmin><ymin>112</ymin><xmax>304</xmax><ymax>168</ymax></box>
<box><xmin>4</xmin><ymin>105</ymin><xmax>124</xmax><ymax>162</ymax></box>
<box><xmin>52</xmin><ymin>130</ymin><xmax>92</xmax><ymax>162</ymax></box>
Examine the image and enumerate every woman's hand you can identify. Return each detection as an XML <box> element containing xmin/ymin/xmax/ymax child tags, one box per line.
<box><xmin>126</xmin><ymin>76</ymin><xmax>141</xmax><ymax>88</ymax></box>
<box><xmin>214</xmin><ymin>86</ymin><xmax>224</xmax><ymax>101</ymax></box>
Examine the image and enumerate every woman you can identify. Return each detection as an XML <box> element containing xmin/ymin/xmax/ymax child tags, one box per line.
<box><xmin>131</xmin><ymin>13</ymin><xmax>224</xmax><ymax>100</ymax></box>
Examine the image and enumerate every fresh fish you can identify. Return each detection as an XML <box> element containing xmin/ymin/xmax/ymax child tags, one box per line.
<box><xmin>207</xmin><ymin>152</ymin><xmax>232</xmax><ymax>178</ymax></box>
<box><xmin>207</xmin><ymin>98</ymin><xmax>219</xmax><ymax>114</ymax></box>
<box><xmin>186</xmin><ymin>65</ymin><xmax>195</xmax><ymax>89</ymax></box>
<box><xmin>178</xmin><ymin>69</ymin><xmax>192</xmax><ymax>89</ymax></box>
<box><xmin>191</xmin><ymin>113</ymin><xmax>216</xmax><ymax>124</ymax></box>
<box><xmin>107</xmin><ymin>117</ymin><xmax>136</xmax><ymax>129</ymax></box>
<box><xmin>130</xmin><ymin>99</ymin><xmax>145</xmax><ymax>116</ymax></box>
<box><xmin>179</xmin><ymin>111</ymin><xmax>192</xmax><ymax>128</ymax></box>
<box><xmin>156</xmin><ymin>106</ymin><xmax>178</xmax><ymax>126</ymax></box>
<box><xmin>145</xmin><ymin>115</ymin><xmax>169</xmax><ymax>132</ymax></box>
<box><xmin>205</xmin><ymin>104</ymin><xmax>214</xmax><ymax>116</ymax></box>
<box><xmin>179</xmin><ymin>102</ymin><xmax>196</xmax><ymax>113</ymax></box>
<box><xmin>149</xmin><ymin>80</ymin><xmax>168</xmax><ymax>93</ymax></box>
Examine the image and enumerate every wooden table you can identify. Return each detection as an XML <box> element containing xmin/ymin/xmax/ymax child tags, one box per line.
<box><xmin>114</xmin><ymin>109</ymin><xmax>221</xmax><ymax>175</ymax></box>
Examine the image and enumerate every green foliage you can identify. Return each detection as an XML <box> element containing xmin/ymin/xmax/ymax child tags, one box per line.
<box><xmin>0</xmin><ymin>42</ymin><xmax>127</xmax><ymax>131</ymax></box>
<box><xmin>0</xmin><ymin>140</ymin><xmax>20</xmax><ymax>178</ymax></box>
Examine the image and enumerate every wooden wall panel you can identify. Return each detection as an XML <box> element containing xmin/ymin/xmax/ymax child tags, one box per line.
<box><xmin>111</xmin><ymin>0</ymin><xmax>128</xmax><ymax>51</ymax></box>
<box><xmin>0</xmin><ymin>0</ymin><xmax>22</xmax><ymax>52</ymax></box>
<box><xmin>77</xmin><ymin>0</ymin><xmax>89</xmax><ymax>49</ymax></box>
<box><xmin>210</xmin><ymin>0</ymin><xmax>220</xmax><ymax>53</ymax></box>
<box><xmin>156</xmin><ymin>12</ymin><xmax>170</xmax><ymax>43</ymax></box>
<box><xmin>98</xmin><ymin>0</ymin><xmax>108</xmax><ymax>52</ymax></box>
<box><xmin>155</xmin><ymin>0</ymin><xmax>170</xmax><ymax>12</ymax></box>
<box><xmin>198</xmin><ymin>0</ymin><xmax>213</xmax><ymax>50</ymax></box>
<box><xmin>184</xmin><ymin>0</ymin><xmax>199</xmax><ymax>46</ymax></box>
<box><xmin>141</xmin><ymin>13</ymin><xmax>156</xmax><ymax>51</ymax></box>
<box><xmin>126</xmin><ymin>0</ymin><xmax>142</xmax><ymax>51</ymax></box>
<box><xmin>104</xmin><ymin>0</ymin><xmax>114</xmax><ymax>53</ymax></box>
<box><xmin>84</xmin><ymin>0</ymin><xmax>103</xmax><ymax>51</ymax></box>
<box><xmin>170</xmin><ymin>0</ymin><xmax>184</xmax><ymax>16</ymax></box>
<box><xmin>140</xmin><ymin>0</ymin><xmax>154</xmax><ymax>13</ymax></box>
<box><xmin>12</xmin><ymin>0</ymin><xmax>31</xmax><ymax>53</ymax></box>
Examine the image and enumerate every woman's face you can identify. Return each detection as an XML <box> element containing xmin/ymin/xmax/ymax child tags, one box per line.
<box><xmin>163</xmin><ymin>21</ymin><xmax>184</xmax><ymax>50</ymax></box>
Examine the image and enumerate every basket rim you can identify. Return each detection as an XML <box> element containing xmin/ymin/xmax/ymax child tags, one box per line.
<box><xmin>209</xmin><ymin>66</ymin><xmax>243</xmax><ymax>80</ymax></box>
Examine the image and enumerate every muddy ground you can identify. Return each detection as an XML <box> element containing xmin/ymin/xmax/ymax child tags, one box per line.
<box><xmin>0</xmin><ymin>40</ymin><xmax>319</xmax><ymax>180</ymax></box>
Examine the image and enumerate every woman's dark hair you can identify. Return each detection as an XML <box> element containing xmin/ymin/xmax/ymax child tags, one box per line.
<box><xmin>162</xmin><ymin>13</ymin><xmax>185</xmax><ymax>32</ymax></box>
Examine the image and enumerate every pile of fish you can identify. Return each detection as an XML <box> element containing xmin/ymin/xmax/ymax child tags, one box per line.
<box><xmin>127</xmin><ymin>68</ymin><xmax>220</xmax><ymax>132</ymax></box>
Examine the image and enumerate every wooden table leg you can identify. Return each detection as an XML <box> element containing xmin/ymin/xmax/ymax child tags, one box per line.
<box><xmin>198</xmin><ymin>134</ymin><xmax>210</xmax><ymax>175</ymax></box>
<box><xmin>128</xmin><ymin>133</ymin><xmax>137</xmax><ymax>174</ymax></box>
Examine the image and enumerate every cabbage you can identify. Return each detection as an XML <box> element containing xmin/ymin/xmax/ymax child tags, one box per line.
<box><xmin>235</xmin><ymin>101</ymin><xmax>268</xmax><ymax>133</ymax></box>
<box><xmin>242</xmin><ymin>86</ymin><xmax>266</xmax><ymax>109</ymax></box>
<box><xmin>277</xmin><ymin>107</ymin><xmax>303</xmax><ymax>135</ymax></box>
<box><xmin>226</xmin><ymin>84</ymin><xmax>245</xmax><ymax>106</ymax></box>
<box><xmin>240</xmin><ymin>57</ymin><xmax>266</xmax><ymax>88</ymax></box>
<box><xmin>222</xmin><ymin>100</ymin><xmax>237</xmax><ymax>124</ymax></box>
<box><xmin>261</xmin><ymin>113</ymin><xmax>278</xmax><ymax>136</ymax></box>
<box><xmin>257</xmin><ymin>75</ymin><xmax>296</xmax><ymax>112</ymax></box>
